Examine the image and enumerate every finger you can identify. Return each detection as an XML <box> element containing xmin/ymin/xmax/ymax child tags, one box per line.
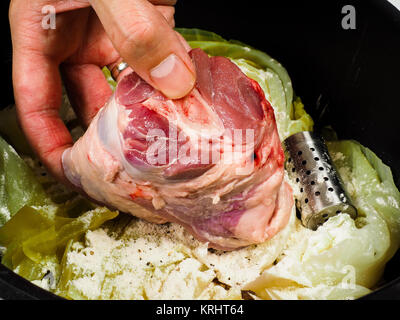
<box><xmin>89</xmin><ymin>0</ymin><xmax>195</xmax><ymax>99</ymax></box>
<box><xmin>62</xmin><ymin>63</ymin><xmax>113</xmax><ymax>127</ymax></box>
<box><xmin>175</xmin><ymin>31</ymin><xmax>192</xmax><ymax>52</ymax></box>
<box><xmin>155</xmin><ymin>5</ymin><xmax>175</xmax><ymax>28</ymax></box>
<box><xmin>12</xmin><ymin>50</ymin><xmax>72</xmax><ymax>182</ymax></box>
<box><xmin>107</xmin><ymin>58</ymin><xmax>134</xmax><ymax>82</ymax></box>
<box><xmin>148</xmin><ymin>0</ymin><xmax>177</xmax><ymax>5</ymax></box>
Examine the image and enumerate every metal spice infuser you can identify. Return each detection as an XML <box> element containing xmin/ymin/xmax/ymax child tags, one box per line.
<box><xmin>284</xmin><ymin>131</ymin><xmax>357</xmax><ymax>230</ymax></box>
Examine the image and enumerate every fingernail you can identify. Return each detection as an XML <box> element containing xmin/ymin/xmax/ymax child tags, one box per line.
<box><xmin>150</xmin><ymin>54</ymin><xmax>195</xmax><ymax>99</ymax></box>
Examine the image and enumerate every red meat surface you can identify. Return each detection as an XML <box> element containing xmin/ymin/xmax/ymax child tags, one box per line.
<box><xmin>62</xmin><ymin>48</ymin><xmax>293</xmax><ymax>250</ymax></box>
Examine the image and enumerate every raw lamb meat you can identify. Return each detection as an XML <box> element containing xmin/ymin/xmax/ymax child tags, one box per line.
<box><xmin>62</xmin><ymin>48</ymin><xmax>293</xmax><ymax>250</ymax></box>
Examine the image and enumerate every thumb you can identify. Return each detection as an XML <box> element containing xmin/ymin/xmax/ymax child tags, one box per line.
<box><xmin>89</xmin><ymin>0</ymin><xmax>195</xmax><ymax>99</ymax></box>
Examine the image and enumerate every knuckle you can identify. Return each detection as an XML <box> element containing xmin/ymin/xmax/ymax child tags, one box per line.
<box><xmin>121</xmin><ymin>21</ymin><xmax>158</xmax><ymax>58</ymax></box>
<box><xmin>164</xmin><ymin>7</ymin><xmax>175</xmax><ymax>26</ymax></box>
<box><xmin>149</xmin><ymin>0</ymin><xmax>177</xmax><ymax>5</ymax></box>
<box><xmin>169</xmin><ymin>17</ymin><xmax>175</xmax><ymax>28</ymax></box>
<box><xmin>155</xmin><ymin>6</ymin><xmax>175</xmax><ymax>27</ymax></box>
<box><xmin>9</xmin><ymin>0</ymin><xmax>19</xmax><ymax>22</ymax></box>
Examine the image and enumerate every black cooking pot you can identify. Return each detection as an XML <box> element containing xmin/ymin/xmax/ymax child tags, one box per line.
<box><xmin>1</xmin><ymin>0</ymin><xmax>400</xmax><ymax>300</ymax></box>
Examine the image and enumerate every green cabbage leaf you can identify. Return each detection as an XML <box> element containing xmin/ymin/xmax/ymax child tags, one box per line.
<box><xmin>0</xmin><ymin>135</ymin><xmax>118</xmax><ymax>289</ymax></box>
<box><xmin>246</xmin><ymin>140</ymin><xmax>400</xmax><ymax>299</ymax></box>
<box><xmin>0</xmin><ymin>28</ymin><xmax>399</xmax><ymax>301</ymax></box>
<box><xmin>0</xmin><ymin>136</ymin><xmax>48</xmax><ymax>226</ymax></box>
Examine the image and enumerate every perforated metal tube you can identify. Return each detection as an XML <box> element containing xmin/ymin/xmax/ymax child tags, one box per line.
<box><xmin>284</xmin><ymin>131</ymin><xmax>357</xmax><ymax>230</ymax></box>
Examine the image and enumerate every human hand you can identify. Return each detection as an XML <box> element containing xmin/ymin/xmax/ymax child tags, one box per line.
<box><xmin>10</xmin><ymin>0</ymin><xmax>195</xmax><ymax>182</ymax></box>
